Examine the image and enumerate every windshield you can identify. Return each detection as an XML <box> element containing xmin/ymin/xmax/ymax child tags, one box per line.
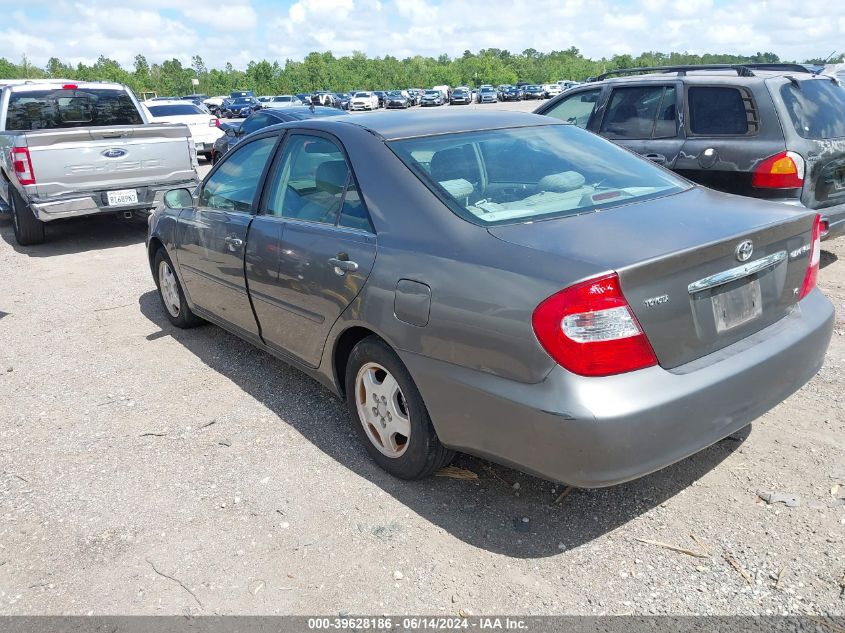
<box><xmin>147</xmin><ymin>104</ymin><xmax>204</xmax><ymax>116</ymax></box>
<box><xmin>481</xmin><ymin>88</ymin><xmax>495</xmax><ymax>93</ymax></box>
<box><xmin>779</xmin><ymin>79</ymin><xmax>845</xmax><ymax>139</ymax></box>
<box><xmin>232</xmin><ymin>99</ymin><xmax>252</xmax><ymax>105</ymax></box>
<box><xmin>425</xmin><ymin>91</ymin><xmax>439</xmax><ymax>96</ymax></box>
<box><xmin>389</xmin><ymin>124</ymin><xmax>690</xmax><ymax>226</ymax></box>
<box><xmin>273</xmin><ymin>96</ymin><xmax>292</xmax><ymax>102</ymax></box>
<box><xmin>388</xmin><ymin>91</ymin><xmax>403</xmax><ymax>97</ymax></box>
<box><xmin>6</xmin><ymin>88</ymin><xmax>143</xmax><ymax>130</ymax></box>
<box><xmin>354</xmin><ymin>92</ymin><xmax>369</xmax><ymax>97</ymax></box>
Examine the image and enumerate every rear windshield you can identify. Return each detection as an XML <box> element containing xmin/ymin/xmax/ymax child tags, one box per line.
<box><xmin>5</xmin><ymin>88</ymin><xmax>143</xmax><ymax>130</ymax></box>
<box><xmin>147</xmin><ymin>104</ymin><xmax>204</xmax><ymax>116</ymax></box>
<box><xmin>389</xmin><ymin>124</ymin><xmax>690</xmax><ymax>226</ymax></box>
<box><xmin>779</xmin><ymin>79</ymin><xmax>845</xmax><ymax>139</ymax></box>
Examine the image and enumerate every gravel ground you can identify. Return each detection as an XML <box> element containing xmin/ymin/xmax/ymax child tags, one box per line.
<box><xmin>0</xmin><ymin>103</ymin><xmax>843</xmax><ymax>616</ymax></box>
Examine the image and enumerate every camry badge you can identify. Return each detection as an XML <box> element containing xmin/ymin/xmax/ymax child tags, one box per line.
<box><xmin>735</xmin><ymin>240</ymin><xmax>754</xmax><ymax>262</ymax></box>
<box><xmin>102</xmin><ymin>148</ymin><xmax>127</xmax><ymax>158</ymax></box>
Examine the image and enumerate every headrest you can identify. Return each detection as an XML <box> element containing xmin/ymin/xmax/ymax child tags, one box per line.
<box><xmin>538</xmin><ymin>171</ymin><xmax>586</xmax><ymax>192</ymax></box>
<box><xmin>315</xmin><ymin>160</ymin><xmax>349</xmax><ymax>194</ymax></box>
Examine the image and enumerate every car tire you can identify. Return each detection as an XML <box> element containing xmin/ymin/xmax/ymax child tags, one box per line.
<box><xmin>346</xmin><ymin>336</ymin><xmax>454</xmax><ymax>480</ymax></box>
<box><xmin>202</xmin><ymin>152</ymin><xmax>213</xmax><ymax>162</ymax></box>
<box><xmin>153</xmin><ymin>247</ymin><xmax>204</xmax><ymax>329</ymax></box>
<box><xmin>9</xmin><ymin>184</ymin><xmax>45</xmax><ymax>246</ymax></box>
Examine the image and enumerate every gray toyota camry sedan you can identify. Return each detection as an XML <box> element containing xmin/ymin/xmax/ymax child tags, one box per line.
<box><xmin>147</xmin><ymin>111</ymin><xmax>834</xmax><ymax>488</ymax></box>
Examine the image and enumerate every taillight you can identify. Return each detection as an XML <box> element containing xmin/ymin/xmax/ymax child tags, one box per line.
<box><xmin>11</xmin><ymin>147</ymin><xmax>36</xmax><ymax>185</ymax></box>
<box><xmin>62</xmin><ymin>84</ymin><xmax>78</xmax><ymax>90</ymax></box>
<box><xmin>532</xmin><ymin>273</ymin><xmax>658</xmax><ymax>377</ymax></box>
<box><xmin>210</xmin><ymin>118</ymin><xmax>220</xmax><ymax>127</ymax></box>
<box><xmin>752</xmin><ymin>151</ymin><xmax>804</xmax><ymax>189</ymax></box>
<box><xmin>798</xmin><ymin>214</ymin><xmax>821</xmax><ymax>300</ymax></box>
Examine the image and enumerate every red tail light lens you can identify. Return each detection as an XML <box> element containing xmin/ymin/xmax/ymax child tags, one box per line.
<box><xmin>210</xmin><ymin>118</ymin><xmax>220</xmax><ymax>127</ymax></box>
<box><xmin>532</xmin><ymin>273</ymin><xmax>658</xmax><ymax>377</ymax></box>
<box><xmin>752</xmin><ymin>151</ymin><xmax>804</xmax><ymax>189</ymax></box>
<box><xmin>798</xmin><ymin>214</ymin><xmax>821</xmax><ymax>300</ymax></box>
<box><xmin>11</xmin><ymin>147</ymin><xmax>36</xmax><ymax>185</ymax></box>
<box><xmin>62</xmin><ymin>84</ymin><xmax>78</xmax><ymax>90</ymax></box>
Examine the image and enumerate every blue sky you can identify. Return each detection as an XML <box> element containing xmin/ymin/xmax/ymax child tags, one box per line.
<box><xmin>0</xmin><ymin>0</ymin><xmax>841</xmax><ymax>69</ymax></box>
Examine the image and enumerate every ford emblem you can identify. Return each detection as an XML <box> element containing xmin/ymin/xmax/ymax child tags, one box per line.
<box><xmin>735</xmin><ymin>240</ymin><xmax>754</xmax><ymax>262</ymax></box>
<box><xmin>102</xmin><ymin>148</ymin><xmax>127</xmax><ymax>158</ymax></box>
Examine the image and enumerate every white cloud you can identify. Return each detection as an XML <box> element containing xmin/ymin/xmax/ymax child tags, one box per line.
<box><xmin>0</xmin><ymin>0</ymin><xmax>841</xmax><ymax>71</ymax></box>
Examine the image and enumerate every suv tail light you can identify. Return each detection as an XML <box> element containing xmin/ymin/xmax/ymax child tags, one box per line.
<box><xmin>798</xmin><ymin>214</ymin><xmax>821</xmax><ymax>300</ymax></box>
<box><xmin>11</xmin><ymin>147</ymin><xmax>36</xmax><ymax>185</ymax></box>
<box><xmin>532</xmin><ymin>273</ymin><xmax>658</xmax><ymax>377</ymax></box>
<box><xmin>752</xmin><ymin>151</ymin><xmax>804</xmax><ymax>189</ymax></box>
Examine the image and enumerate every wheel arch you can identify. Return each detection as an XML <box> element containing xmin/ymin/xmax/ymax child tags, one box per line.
<box><xmin>332</xmin><ymin>325</ymin><xmax>388</xmax><ymax>396</ymax></box>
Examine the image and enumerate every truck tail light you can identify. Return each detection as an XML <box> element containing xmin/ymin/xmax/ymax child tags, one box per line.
<box><xmin>210</xmin><ymin>118</ymin><xmax>220</xmax><ymax>127</ymax></box>
<box><xmin>798</xmin><ymin>214</ymin><xmax>821</xmax><ymax>300</ymax></box>
<box><xmin>532</xmin><ymin>273</ymin><xmax>658</xmax><ymax>377</ymax></box>
<box><xmin>11</xmin><ymin>147</ymin><xmax>36</xmax><ymax>185</ymax></box>
<box><xmin>752</xmin><ymin>151</ymin><xmax>804</xmax><ymax>189</ymax></box>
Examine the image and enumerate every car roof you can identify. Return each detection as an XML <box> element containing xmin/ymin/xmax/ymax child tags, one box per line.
<box><xmin>588</xmin><ymin>66</ymin><xmax>824</xmax><ymax>87</ymax></box>
<box><xmin>314</xmin><ymin>110</ymin><xmax>560</xmax><ymax>141</ymax></box>
<box><xmin>146</xmin><ymin>100</ymin><xmax>202</xmax><ymax>107</ymax></box>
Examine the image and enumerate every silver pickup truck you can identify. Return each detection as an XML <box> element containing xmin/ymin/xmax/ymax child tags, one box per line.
<box><xmin>0</xmin><ymin>79</ymin><xmax>199</xmax><ymax>245</ymax></box>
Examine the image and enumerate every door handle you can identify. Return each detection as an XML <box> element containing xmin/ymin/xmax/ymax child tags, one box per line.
<box><xmin>644</xmin><ymin>153</ymin><xmax>667</xmax><ymax>165</ymax></box>
<box><xmin>328</xmin><ymin>254</ymin><xmax>359</xmax><ymax>275</ymax></box>
<box><xmin>224</xmin><ymin>236</ymin><xmax>243</xmax><ymax>250</ymax></box>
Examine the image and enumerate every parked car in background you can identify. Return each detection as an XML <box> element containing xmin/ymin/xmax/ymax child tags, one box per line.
<box><xmin>450</xmin><ymin>87</ymin><xmax>472</xmax><ymax>105</ymax></box>
<box><xmin>496</xmin><ymin>84</ymin><xmax>511</xmax><ymax>99</ymax></box>
<box><xmin>230</xmin><ymin>90</ymin><xmax>255</xmax><ymax>98</ymax></box>
<box><xmin>406</xmin><ymin>89</ymin><xmax>422</xmax><ymax>105</ymax></box>
<box><xmin>144</xmin><ymin>100</ymin><xmax>223</xmax><ymax>162</ymax></box>
<box><xmin>334</xmin><ymin>93</ymin><xmax>351</xmax><ymax>110</ymax></box>
<box><xmin>210</xmin><ymin>106</ymin><xmax>344</xmax><ymax>162</ymax></box>
<box><xmin>432</xmin><ymin>85</ymin><xmax>451</xmax><ymax>101</ymax></box>
<box><xmin>542</xmin><ymin>83</ymin><xmax>562</xmax><ymax>98</ymax></box>
<box><xmin>221</xmin><ymin>96</ymin><xmax>262</xmax><ymax>119</ymax></box>
<box><xmin>373</xmin><ymin>91</ymin><xmax>387</xmax><ymax>108</ymax></box>
<box><xmin>477</xmin><ymin>86</ymin><xmax>498</xmax><ymax>103</ymax></box>
<box><xmin>522</xmin><ymin>85</ymin><xmax>546</xmax><ymax>100</ymax></box>
<box><xmin>267</xmin><ymin>95</ymin><xmax>303</xmax><ymax>108</ymax></box>
<box><xmin>500</xmin><ymin>85</ymin><xmax>524</xmax><ymax>101</ymax></box>
<box><xmin>535</xmin><ymin>63</ymin><xmax>845</xmax><ymax>240</ymax></box>
<box><xmin>385</xmin><ymin>91</ymin><xmax>411</xmax><ymax>109</ymax></box>
<box><xmin>258</xmin><ymin>96</ymin><xmax>273</xmax><ymax>105</ymax></box>
<box><xmin>203</xmin><ymin>96</ymin><xmax>227</xmax><ymax>116</ymax></box>
<box><xmin>0</xmin><ymin>80</ymin><xmax>198</xmax><ymax>245</ymax></box>
<box><xmin>149</xmin><ymin>110</ymin><xmax>832</xmax><ymax>487</ymax></box>
<box><xmin>350</xmin><ymin>91</ymin><xmax>379</xmax><ymax>111</ymax></box>
<box><xmin>295</xmin><ymin>93</ymin><xmax>312</xmax><ymax>104</ymax></box>
<box><xmin>420</xmin><ymin>90</ymin><xmax>444</xmax><ymax>106</ymax></box>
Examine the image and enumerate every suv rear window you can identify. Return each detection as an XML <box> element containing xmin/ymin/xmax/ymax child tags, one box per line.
<box><xmin>779</xmin><ymin>79</ymin><xmax>845</xmax><ymax>139</ymax></box>
<box><xmin>6</xmin><ymin>88</ymin><xmax>143</xmax><ymax>131</ymax></box>
<box><xmin>688</xmin><ymin>86</ymin><xmax>755</xmax><ymax>135</ymax></box>
<box><xmin>147</xmin><ymin>104</ymin><xmax>204</xmax><ymax>116</ymax></box>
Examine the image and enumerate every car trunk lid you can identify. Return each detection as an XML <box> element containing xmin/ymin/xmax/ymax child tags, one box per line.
<box><xmin>488</xmin><ymin>186</ymin><xmax>817</xmax><ymax>369</ymax></box>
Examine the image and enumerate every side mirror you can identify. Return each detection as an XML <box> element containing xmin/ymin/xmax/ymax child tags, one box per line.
<box><xmin>164</xmin><ymin>188</ymin><xmax>194</xmax><ymax>210</ymax></box>
<box><xmin>225</xmin><ymin>127</ymin><xmax>238</xmax><ymax>138</ymax></box>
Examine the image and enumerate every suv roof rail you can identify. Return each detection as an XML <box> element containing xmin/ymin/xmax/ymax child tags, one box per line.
<box><xmin>588</xmin><ymin>63</ymin><xmax>815</xmax><ymax>82</ymax></box>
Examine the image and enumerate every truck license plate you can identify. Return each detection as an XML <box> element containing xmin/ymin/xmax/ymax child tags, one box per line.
<box><xmin>712</xmin><ymin>278</ymin><xmax>762</xmax><ymax>332</ymax></box>
<box><xmin>107</xmin><ymin>189</ymin><xmax>138</xmax><ymax>206</ymax></box>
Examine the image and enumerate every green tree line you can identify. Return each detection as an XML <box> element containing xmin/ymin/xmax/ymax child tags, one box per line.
<box><xmin>1</xmin><ymin>48</ymin><xmax>790</xmax><ymax>97</ymax></box>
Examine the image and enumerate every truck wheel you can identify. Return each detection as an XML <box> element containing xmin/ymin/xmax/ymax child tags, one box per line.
<box><xmin>9</xmin><ymin>186</ymin><xmax>45</xmax><ymax>246</ymax></box>
<box><xmin>153</xmin><ymin>248</ymin><xmax>204</xmax><ymax>328</ymax></box>
<box><xmin>346</xmin><ymin>336</ymin><xmax>454</xmax><ymax>480</ymax></box>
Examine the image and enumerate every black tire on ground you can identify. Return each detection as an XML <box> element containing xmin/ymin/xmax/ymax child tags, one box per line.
<box><xmin>345</xmin><ymin>336</ymin><xmax>454</xmax><ymax>479</ymax></box>
<box><xmin>9</xmin><ymin>185</ymin><xmax>45</xmax><ymax>246</ymax></box>
<box><xmin>202</xmin><ymin>152</ymin><xmax>213</xmax><ymax>162</ymax></box>
<box><xmin>152</xmin><ymin>247</ymin><xmax>204</xmax><ymax>329</ymax></box>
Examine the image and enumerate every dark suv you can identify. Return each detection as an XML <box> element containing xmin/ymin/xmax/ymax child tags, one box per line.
<box><xmin>534</xmin><ymin>64</ymin><xmax>845</xmax><ymax>240</ymax></box>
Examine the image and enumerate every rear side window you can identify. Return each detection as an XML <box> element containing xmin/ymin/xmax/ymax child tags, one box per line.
<box><xmin>779</xmin><ymin>79</ymin><xmax>845</xmax><ymax>139</ymax></box>
<box><xmin>600</xmin><ymin>86</ymin><xmax>677</xmax><ymax>139</ymax></box>
<box><xmin>543</xmin><ymin>88</ymin><xmax>601</xmax><ymax>128</ymax></box>
<box><xmin>688</xmin><ymin>86</ymin><xmax>756</xmax><ymax>135</ymax></box>
<box><xmin>5</xmin><ymin>88</ymin><xmax>143</xmax><ymax>131</ymax></box>
<box><xmin>147</xmin><ymin>104</ymin><xmax>204</xmax><ymax>116</ymax></box>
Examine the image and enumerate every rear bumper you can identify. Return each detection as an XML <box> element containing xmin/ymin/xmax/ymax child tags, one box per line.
<box><xmin>30</xmin><ymin>179</ymin><xmax>199</xmax><ymax>222</ymax></box>
<box><xmin>401</xmin><ymin>289</ymin><xmax>834</xmax><ymax>487</ymax></box>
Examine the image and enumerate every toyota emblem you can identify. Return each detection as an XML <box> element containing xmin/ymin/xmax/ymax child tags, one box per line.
<box><xmin>735</xmin><ymin>240</ymin><xmax>754</xmax><ymax>262</ymax></box>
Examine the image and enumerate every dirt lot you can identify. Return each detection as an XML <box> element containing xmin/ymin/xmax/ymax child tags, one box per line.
<box><xmin>0</xmin><ymin>103</ymin><xmax>843</xmax><ymax>616</ymax></box>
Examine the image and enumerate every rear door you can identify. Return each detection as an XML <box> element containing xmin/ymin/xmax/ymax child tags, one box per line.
<box><xmin>176</xmin><ymin>135</ymin><xmax>278</xmax><ymax>338</ymax></box>
<box><xmin>246</xmin><ymin>131</ymin><xmax>376</xmax><ymax>368</ymax></box>
<box><xmin>595</xmin><ymin>82</ymin><xmax>684</xmax><ymax>168</ymax></box>
<box><xmin>673</xmin><ymin>83</ymin><xmax>784</xmax><ymax>196</ymax></box>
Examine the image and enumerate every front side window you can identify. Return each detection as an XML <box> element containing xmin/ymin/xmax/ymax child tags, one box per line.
<box><xmin>688</xmin><ymin>87</ymin><xmax>753</xmax><ymax>135</ymax></box>
<box><xmin>199</xmin><ymin>137</ymin><xmax>276</xmax><ymax>212</ymax></box>
<box><xmin>600</xmin><ymin>85</ymin><xmax>677</xmax><ymax>139</ymax></box>
<box><xmin>543</xmin><ymin>88</ymin><xmax>601</xmax><ymax>128</ymax></box>
<box><xmin>389</xmin><ymin>124</ymin><xmax>689</xmax><ymax>226</ymax></box>
<box><xmin>5</xmin><ymin>88</ymin><xmax>143</xmax><ymax>131</ymax></box>
<box><xmin>264</xmin><ymin>134</ymin><xmax>371</xmax><ymax>230</ymax></box>
<box><xmin>780</xmin><ymin>79</ymin><xmax>845</xmax><ymax>139</ymax></box>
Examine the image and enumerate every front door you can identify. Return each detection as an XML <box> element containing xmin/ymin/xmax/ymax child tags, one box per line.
<box><xmin>176</xmin><ymin>136</ymin><xmax>277</xmax><ymax>338</ymax></box>
<box><xmin>246</xmin><ymin>132</ymin><xmax>376</xmax><ymax>367</ymax></box>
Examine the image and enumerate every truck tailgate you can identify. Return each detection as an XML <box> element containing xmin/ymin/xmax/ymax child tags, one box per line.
<box><xmin>22</xmin><ymin>124</ymin><xmax>196</xmax><ymax>198</ymax></box>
